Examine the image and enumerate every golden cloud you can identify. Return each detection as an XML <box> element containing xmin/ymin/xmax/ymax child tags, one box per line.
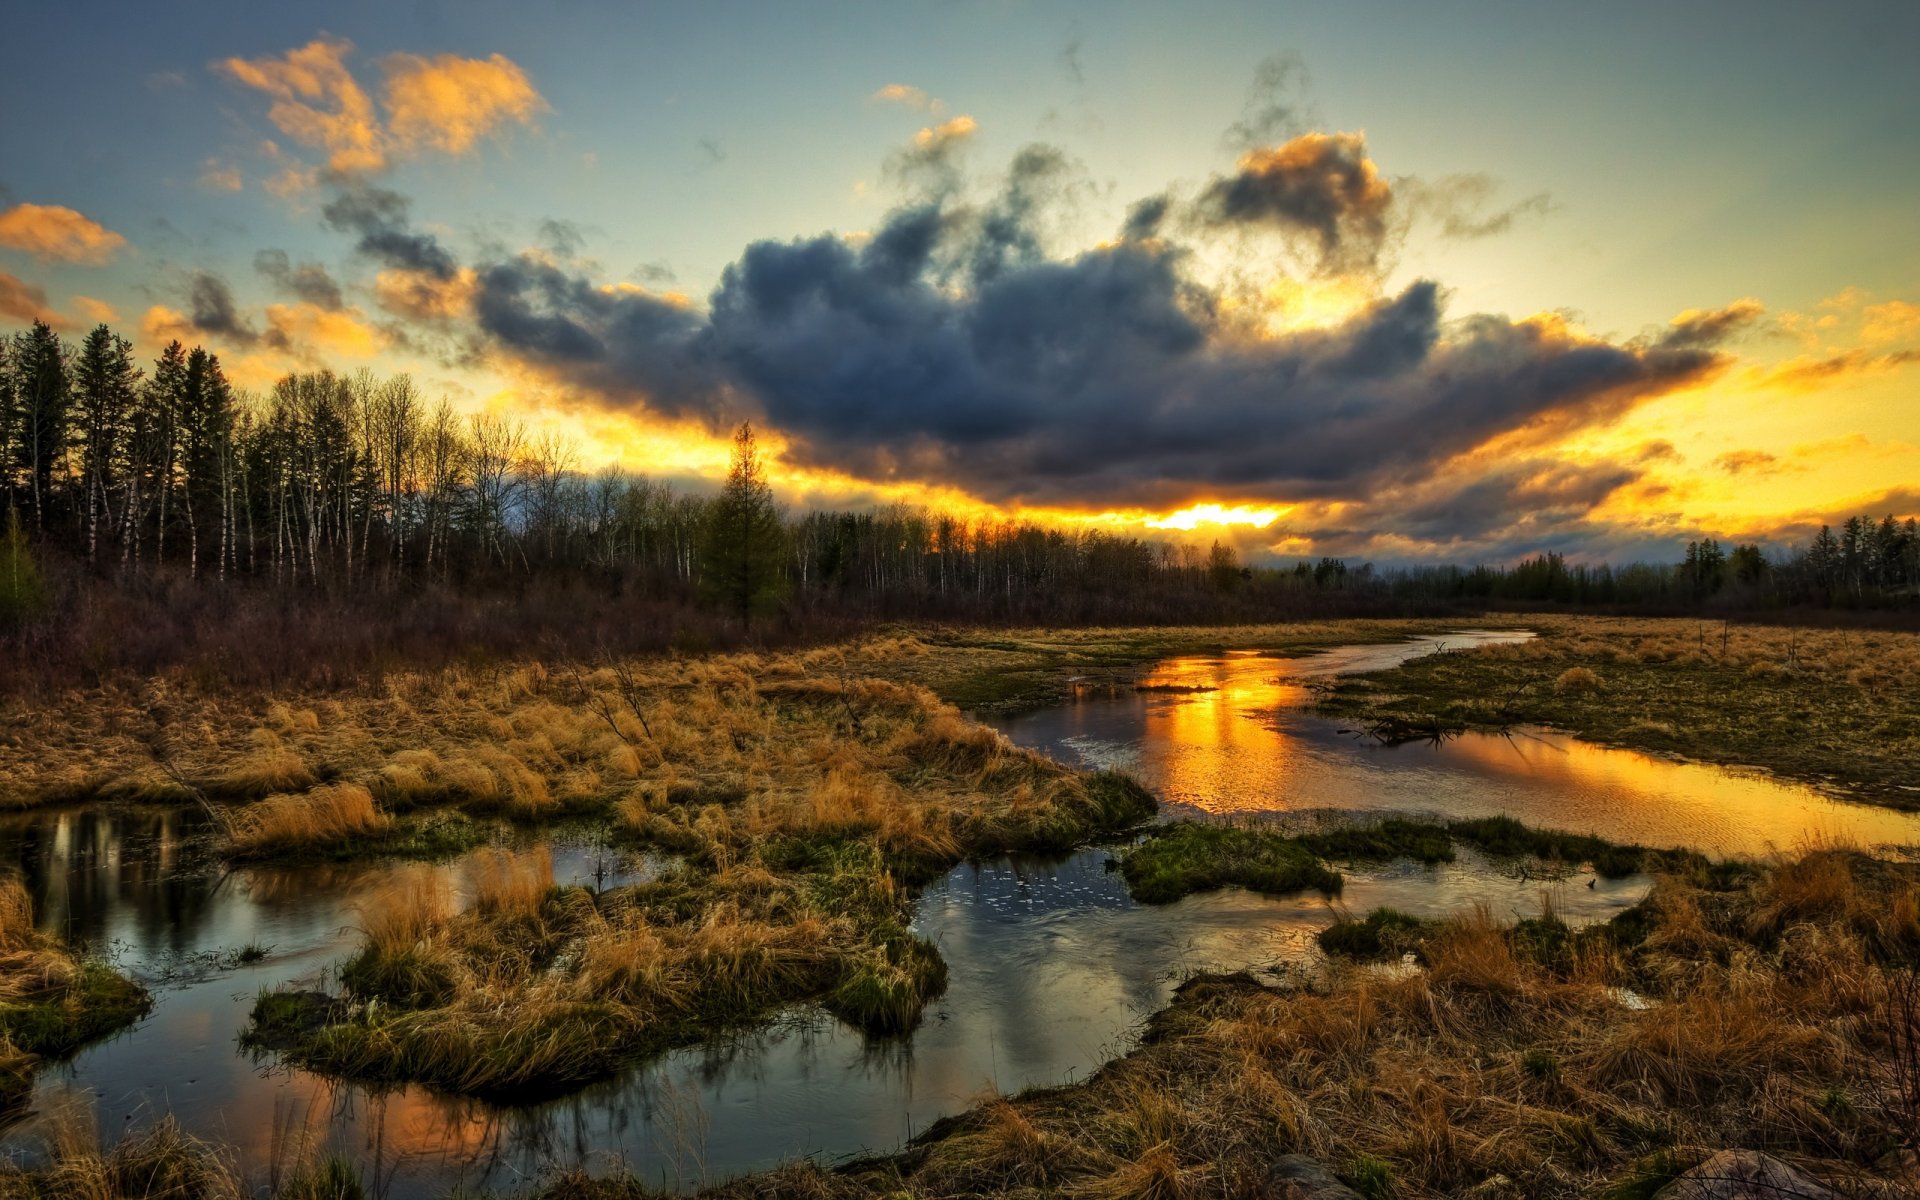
<box><xmin>913</xmin><ymin>114</ymin><xmax>978</xmax><ymax>149</ymax></box>
<box><xmin>265</xmin><ymin>302</ymin><xmax>384</xmax><ymax>359</ymax></box>
<box><xmin>382</xmin><ymin>51</ymin><xmax>544</xmax><ymax>156</ymax></box>
<box><xmin>1750</xmin><ymin>347</ymin><xmax>1920</xmax><ymax>393</ymax></box>
<box><xmin>870</xmin><ymin>83</ymin><xmax>940</xmax><ymax>112</ymax></box>
<box><xmin>0</xmin><ymin>271</ymin><xmax>70</xmax><ymax>328</ymax></box>
<box><xmin>72</xmin><ymin>295</ymin><xmax>118</xmax><ymax>323</ymax></box>
<box><xmin>373</xmin><ymin>266</ymin><xmax>479</xmax><ymax>321</ymax></box>
<box><xmin>0</xmin><ymin>203</ymin><xmax>127</xmax><ymax>265</ymax></box>
<box><xmin>139</xmin><ymin>304</ymin><xmax>198</xmax><ymax>347</ymax></box>
<box><xmin>1863</xmin><ymin>299</ymin><xmax>1920</xmax><ymax>345</ymax></box>
<box><xmin>220</xmin><ymin>39</ymin><xmax>545</xmax><ymax>185</ymax></box>
<box><xmin>199</xmin><ymin>159</ymin><xmax>244</xmax><ymax>192</ymax></box>
<box><xmin>218</xmin><ymin>37</ymin><xmax>387</xmax><ymax>174</ymax></box>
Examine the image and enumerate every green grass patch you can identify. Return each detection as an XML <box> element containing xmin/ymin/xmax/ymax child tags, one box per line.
<box><xmin>0</xmin><ymin>961</ymin><xmax>150</xmax><ymax>1058</ymax></box>
<box><xmin>1317</xmin><ymin>907</ymin><xmax>1433</xmax><ymax>960</ymax></box>
<box><xmin>1121</xmin><ymin>822</ymin><xmax>1343</xmax><ymax>904</ymax></box>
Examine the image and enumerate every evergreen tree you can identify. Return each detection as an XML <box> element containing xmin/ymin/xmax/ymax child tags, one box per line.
<box><xmin>8</xmin><ymin>322</ymin><xmax>71</xmax><ymax>529</ymax></box>
<box><xmin>699</xmin><ymin>422</ymin><xmax>786</xmax><ymax>622</ymax></box>
<box><xmin>179</xmin><ymin>348</ymin><xmax>235</xmax><ymax>579</ymax></box>
<box><xmin>72</xmin><ymin>324</ymin><xmax>140</xmax><ymax>562</ymax></box>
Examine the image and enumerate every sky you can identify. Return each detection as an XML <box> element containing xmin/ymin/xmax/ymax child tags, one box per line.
<box><xmin>2</xmin><ymin>0</ymin><xmax>1916</xmax><ymax>564</ymax></box>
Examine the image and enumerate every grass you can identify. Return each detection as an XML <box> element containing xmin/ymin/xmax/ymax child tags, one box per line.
<box><xmin>1318</xmin><ymin>614</ymin><xmax>1920</xmax><ymax>806</ymax></box>
<box><xmin>242</xmin><ymin>680</ymin><xmax>1157</xmax><ymax>1100</ymax></box>
<box><xmin>534</xmin><ymin>846</ymin><xmax>1920</xmax><ymax>1200</ymax></box>
<box><xmin>0</xmin><ymin>620</ymin><xmax>1472</xmax><ymax>819</ymax></box>
<box><xmin>0</xmin><ymin>877</ymin><xmax>150</xmax><ymax>1113</ymax></box>
<box><xmin>1121</xmin><ymin>823</ymin><xmax>1344</xmax><ymax>904</ymax></box>
<box><xmin>1317</xmin><ymin>907</ymin><xmax>1433</xmax><ymax>960</ymax></box>
<box><xmin>0</xmin><ymin>1094</ymin><xmax>369</xmax><ymax>1199</ymax></box>
<box><xmin>1119</xmin><ymin>814</ymin><xmax>1667</xmax><ymax>906</ymax></box>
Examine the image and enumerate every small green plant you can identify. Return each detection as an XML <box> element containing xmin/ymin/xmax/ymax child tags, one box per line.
<box><xmin>1344</xmin><ymin>1153</ymin><xmax>1398</xmax><ymax>1200</ymax></box>
<box><xmin>0</xmin><ymin>508</ymin><xmax>48</xmax><ymax>629</ymax></box>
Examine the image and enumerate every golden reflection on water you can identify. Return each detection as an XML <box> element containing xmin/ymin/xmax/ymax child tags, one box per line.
<box><xmin>1049</xmin><ymin>639</ymin><xmax>1920</xmax><ymax>857</ymax></box>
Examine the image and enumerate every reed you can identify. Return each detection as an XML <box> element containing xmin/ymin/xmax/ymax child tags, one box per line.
<box><xmin>226</xmin><ymin>784</ymin><xmax>391</xmax><ymax>858</ymax></box>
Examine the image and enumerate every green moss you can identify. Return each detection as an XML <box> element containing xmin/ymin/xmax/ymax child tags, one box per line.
<box><xmin>1343</xmin><ymin>1153</ymin><xmax>1399</xmax><ymax>1200</ymax></box>
<box><xmin>826</xmin><ymin>937</ymin><xmax>949</xmax><ymax>1035</ymax></box>
<box><xmin>1317</xmin><ymin>907</ymin><xmax>1433</xmax><ymax>960</ymax></box>
<box><xmin>0</xmin><ymin>960</ymin><xmax>150</xmax><ymax>1058</ymax></box>
<box><xmin>1445</xmin><ymin>815</ymin><xmax>1648</xmax><ymax>878</ymax></box>
<box><xmin>1120</xmin><ymin>822</ymin><xmax>1343</xmax><ymax>904</ymax></box>
<box><xmin>1297</xmin><ymin>818</ymin><xmax>1457</xmax><ymax>865</ymax></box>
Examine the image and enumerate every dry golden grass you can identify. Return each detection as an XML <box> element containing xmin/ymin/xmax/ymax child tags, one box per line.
<box><xmin>1323</xmin><ymin>614</ymin><xmax>1920</xmax><ymax>804</ymax></box>
<box><xmin>0</xmin><ymin>619</ymin><xmax>1463</xmax><ymax>817</ymax></box>
<box><xmin>243</xmin><ymin>667</ymin><xmax>1150</xmax><ymax>1099</ymax></box>
<box><xmin>0</xmin><ymin>879</ymin><xmax>150</xmax><ymax>1114</ymax></box>
<box><xmin>534</xmin><ymin>849</ymin><xmax>1920</xmax><ymax>1200</ymax></box>
<box><xmin>0</xmin><ymin>1095</ymin><xmax>248</xmax><ymax>1200</ymax></box>
<box><xmin>225</xmin><ymin>784</ymin><xmax>391</xmax><ymax>858</ymax></box>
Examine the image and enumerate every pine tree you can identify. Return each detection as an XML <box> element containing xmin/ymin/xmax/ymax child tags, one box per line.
<box><xmin>699</xmin><ymin>422</ymin><xmax>787</xmax><ymax>623</ymax></box>
<box><xmin>8</xmin><ymin>322</ymin><xmax>70</xmax><ymax>530</ymax></box>
<box><xmin>72</xmin><ymin>324</ymin><xmax>140</xmax><ymax>562</ymax></box>
<box><xmin>179</xmin><ymin>348</ymin><xmax>235</xmax><ymax>580</ymax></box>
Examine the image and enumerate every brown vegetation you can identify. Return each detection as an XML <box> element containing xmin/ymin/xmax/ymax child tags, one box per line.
<box><xmin>0</xmin><ymin>878</ymin><xmax>149</xmax><ymax>1112</ymax></box>
<box><xmin>242</xmin><ymin>669</ymin><xmax>1154</xmax><ymax>1097</ymax></box>
<box><xmin>1322</xmin><ymin>614</ymin><xmax>1920</xmax><ymax>804</ymax></box>
<box><xmin>537</xmin><ymin>848</ymin><xmax>1920</xmax><ymax>1200</ymax></box>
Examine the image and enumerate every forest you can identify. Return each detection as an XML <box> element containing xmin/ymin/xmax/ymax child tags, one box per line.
<box><xmin>1</xmin><ymin>319</ymin><xmax>1915</xmax><ymax>686</ymax></box>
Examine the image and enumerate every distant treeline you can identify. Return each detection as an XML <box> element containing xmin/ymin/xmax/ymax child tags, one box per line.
<box><xmin>0</xmin><ymin>319</ymin><xmax>1914</xmax><ymax>685</ymax></box>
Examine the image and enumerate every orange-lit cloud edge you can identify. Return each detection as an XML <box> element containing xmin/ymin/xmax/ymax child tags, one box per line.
<box><xmin>26</xmin><ymin>40</ymin><xmax>1918</xmax><ymax>563</ymax></box>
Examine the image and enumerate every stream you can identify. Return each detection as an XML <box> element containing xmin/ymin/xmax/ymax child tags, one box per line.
<box><xmin>5</xmin><ymin>630</ymin><xmax>1915</xmax><ymax>1196</ymax></box>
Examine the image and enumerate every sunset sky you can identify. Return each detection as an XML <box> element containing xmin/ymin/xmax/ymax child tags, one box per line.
<box><xmin>2</xmin><ymin>1</ymin><xmax>1915</xmax><ymax>564</ymax></box>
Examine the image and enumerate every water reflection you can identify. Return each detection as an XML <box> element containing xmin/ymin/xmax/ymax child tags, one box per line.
<box><xmin>5</xmin><ymin>631</ymin><xmax>1903</xmax><ymax>1195</ymax></box>
<box><xmin>999</xmin><ymin>631</ymin><xmax>1920</xmax><ymax>857</ymax></box>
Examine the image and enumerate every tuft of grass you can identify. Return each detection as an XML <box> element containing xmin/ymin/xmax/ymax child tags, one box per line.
<box><xmin>1343</xmin><ymin>1153</ymin><xmax>1399</xmax><ymax>1200</ymax></box>
<box><xmin>1120</xmin><ymin>822</ymin><xmax>1343</xmax><ymax>904</ymax></box>
<box><xmin>0</xmin><ymin>878</ymin><xmax>150</xmax><ymax>1102</ymax></box>
<box><xmin>1553</xmin><ymin>666</ymin><xmax>1604</xmax><ymax>694</ymax></box>
<box><xmin>226</xmin><ymin>783</ymin><xmax>390</xmax><ymax>859</ymax></box>
<box><xmin>1318</xmin><ymin>907</ymin><xmax>1433</xmax><ymax>960</ymax></box>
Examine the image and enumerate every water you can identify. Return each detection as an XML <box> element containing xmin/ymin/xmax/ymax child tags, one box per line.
<box><xmin>6</xmin><ymin>631</ymin><xmax>1909</xmax><ymax>1195</ymax></box>
<box><xmin>996</xmin><ymin>631</ymin><xmax>1920</xmax><ymax>857</ymax></box>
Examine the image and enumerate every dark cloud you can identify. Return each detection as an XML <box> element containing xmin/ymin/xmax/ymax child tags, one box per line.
<box><xmin>537</xmin><ymin>218</ymin><xmax>588</xmax><ymax>258</ymax></box>
<box><xmin>253</xmin><ymin>249</ymin><xmax>345</xmax><ymax>309</ymax></box>
<box><xmin>1393</xmin><ymin>461</ymin><xmax>1642</xmax><ymax>544</ymax></box>
<box><xmin>470</xmin><ymin>252</ymin><xmax>713</xmax><ymax>405</ymax></box>
<box><xmin>968</xmin><ymin>145</ymin><xmax>1077</xmax><ymax>283</ymax></box>
<box><xmin>466</xmin><ymin>184</ymin><xmax>1714</xmax><ymax>509</ymax></box>
<box><xmin>1196</xmin><ymin>132</ymin><xmax>1395</xmax><ymax>275</ymax></box>
<box><xmin>1715</xmin><ymin>449</ymin><xmax>1782</xmax><ymax>475</ymax></box>
<box><xmin>185</xmin><ymin>271</ymin><xmax>256</xmax><ymax>344</ymax></box>
<box><xmin>1409</xmin><ymin>174</ymin><xmax>1556</xmax><ymax>239</ymax></box>
<box><xmin>1656</xmin><ymin>299</ymin><xmax>1765</xmax><ymax>350</ymax></box>
<box><xmin>1224</xmin><ymin>52</ymin><xmax>1315</xmax><ymax>150</ymax></box>
<box><xmin>341</xmin><ymin>140</ymin><xmax>1725</xmax><ymax>528</ymax></box>
<box><xmin>322</xmin><ymin>184</ymin><xmax>458</xmax><ymax>279</ymax></box>
<box><xmin>1057</xmin><ymin>41</ymin><xmax>1085</xmax><ymax>86</ymax></box>
<box><xmin>1121</xmin><ymin>194</ymin><xmax>1171</xmax><ymax>242</ymax></box>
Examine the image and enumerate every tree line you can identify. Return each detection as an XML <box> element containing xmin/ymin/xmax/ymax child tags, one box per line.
<box><xmin>0</xmin><ymin>318</ymin><xmax>1914</xmax><ymax>651</ymax></box>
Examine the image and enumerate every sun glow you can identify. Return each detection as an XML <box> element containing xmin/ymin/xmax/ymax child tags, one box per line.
<box><xmin>1145</xmin><ymin>503</ymin><xmax>1285</xmax><ymax>532</ymax></box>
